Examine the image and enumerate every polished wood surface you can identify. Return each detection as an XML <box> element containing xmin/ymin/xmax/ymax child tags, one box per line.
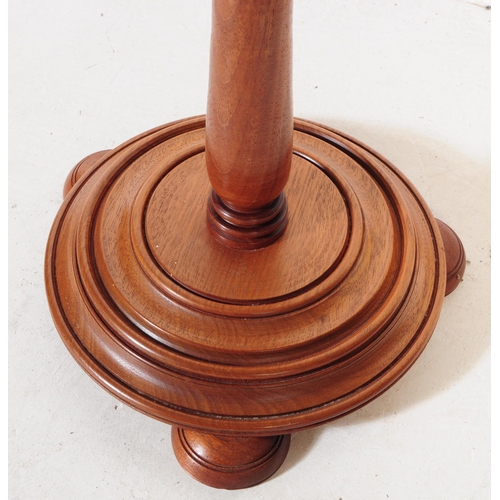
<box><xmin>205</xmin><ymin>0</ymin><xmax>293</xmax><ymax>249</ymax></box>
<box><xmin>45</xmin><ymin>0</ymin><xmax>465</xmax><ymax>490</ymax></box>
<box><xmin>437</xmin><ymin>219</ymin><xmax>467</xmax><ymax>296</ymax></box>
<box><xmin>62</xmin><ymin>150</ymin><xmax>110</xmax><ymax>198</ymax></box>
<box><xmin>172</xmin><ymin>428</ymin><xmax>290</xmax><ymax>489</ymax></box>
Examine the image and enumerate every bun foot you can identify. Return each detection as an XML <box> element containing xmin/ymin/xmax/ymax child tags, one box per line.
<box><xmin>171</xmin><ymin>428</ymin><xmax>291</xmax><ymax>489</ymax></box>
<box><xmin>437</xmin><ymin>219</ymin><xmax>466</xmax><ymax>296</ymax></box>
<box><xmin>63</xmin><ymin>150</ymin><xmax>111</xmax><ymax>198</ymax></box>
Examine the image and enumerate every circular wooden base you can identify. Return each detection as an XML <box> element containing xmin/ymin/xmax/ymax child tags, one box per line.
<box><xmin>46</xmin><ymin>115</ymin><xmax>464</xmax><ymax>488</ymax></box>
<box><xmin>172</xmin><ymin>428</ymin><xmax>290</xmax><ymax>489</ymax></box>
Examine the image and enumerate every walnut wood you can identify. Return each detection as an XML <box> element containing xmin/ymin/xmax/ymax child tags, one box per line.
<box><xmin>172</xmin><ymin>428</ymin><xmax>290</xmax><ymax>489</ymax></box>
<box><xmin>45</xmin><ymin>116</ymin><xmax>464</xmax><ymax>488</ymax></box>
<box><xmin>205</xmin><ymin>0</ymin><xmax>293</xmax><ymax>249</ymax></box>
<box><xmin>62</xmin><ymin>150</ymin><xmax>111</xmax><ymax>198</ymax></box>
<box><xmin>44</xmin><ymin>0</ymin><xmax>466</xmax><ymax>491</ymax></box>
<box><xmin>437</xmin><ymin>219</ymin><xmax>467</xmax><ymax>296</ymax></box>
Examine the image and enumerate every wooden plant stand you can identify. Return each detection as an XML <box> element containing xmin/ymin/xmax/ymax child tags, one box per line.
<box><xmin>45</xmin><ymin>0</ymin><xmax>466</xmax><ymax>490</ymax></box>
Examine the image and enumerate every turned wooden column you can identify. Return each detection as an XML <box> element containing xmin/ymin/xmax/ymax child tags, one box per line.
<box><xmin>206</xmin><ymin>0</ymin><xmax>293</xmax><ymax>249</ymax></box>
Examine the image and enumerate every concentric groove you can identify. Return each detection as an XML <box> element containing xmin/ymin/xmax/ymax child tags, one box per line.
<box><xmin>139</xmin><ymin>149</ymin><xmax>357</xmax><ymax>309</ymax></box>
<box><xmin>45</xmin><ymin>116</ymin><xmax>446</xmax><ymax>435</ymax></box>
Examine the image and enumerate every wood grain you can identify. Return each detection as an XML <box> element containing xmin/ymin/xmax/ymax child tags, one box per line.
<box><xmin>205</xmin><ymin>0</ymin><xmax>293</xmax><ymax>248</ymax></box>
<box><xmin>45</xmin><ymin>115</ymin><xmax>453</xmax><ymax>437</ymax></box>
<box><xmin>45</xmin><ymin>0</ymin><xmax>465</xmax><ymax>490</ymax></box>
<box><xmin>172</xmin><ymin>427</ymin><xmax>290</xmax><ymax>489</ymax></box>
